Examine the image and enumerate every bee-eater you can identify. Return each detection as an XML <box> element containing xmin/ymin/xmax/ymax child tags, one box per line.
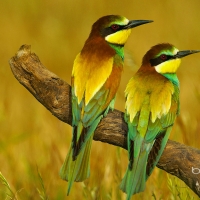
<box><xmin>120</xmin><ymin>43</ymin><xmax>200</xmax><ymax>199</ymax></box>
<box><xmin>59</xmin><ymin>15</ymin><xmax>153</xmax><ymax>194</ymax></box>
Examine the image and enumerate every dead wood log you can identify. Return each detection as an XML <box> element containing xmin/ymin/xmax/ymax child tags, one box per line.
<box><xmin>9</xmin><ymin>45</ymin><xmax>200</xmax><ymax>197</ymax></box>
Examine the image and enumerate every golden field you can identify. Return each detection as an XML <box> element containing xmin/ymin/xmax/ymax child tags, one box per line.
<box><xmin>0</xmin><ymin>1</ymin><xmax>200</xmax><ymax>199</ymax></box>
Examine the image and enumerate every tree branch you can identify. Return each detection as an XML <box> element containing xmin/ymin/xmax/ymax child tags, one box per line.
<box><xmin>9</xmin><ymin>45</ymin><xmax>200</xmax><ymax>197</ymax></box>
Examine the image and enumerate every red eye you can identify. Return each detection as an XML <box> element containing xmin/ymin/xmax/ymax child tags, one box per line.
<box><xmin>160</xmin><ymin>54</ymin><xmax>167</xmax><ymax>60</ymax></box>
<box><xmin>111</xmin><ymin>24</ymin><xmax>120</xmax><ymax>31</ymax></box>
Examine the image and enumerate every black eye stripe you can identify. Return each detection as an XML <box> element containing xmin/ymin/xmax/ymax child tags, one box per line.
<box><xmin>150</xmin><ymin>55</ymin><xmax>174</xmax><ymax>67</ymax></box>
<box><xmin>111</xmin><ymin>24</ymin><xmax>120</xmax><ymax>30</ymax></box>
<box><xmin>101</xmin><ymin>25</ymin><xmax>124</xmax><ymax>37</ymax></box>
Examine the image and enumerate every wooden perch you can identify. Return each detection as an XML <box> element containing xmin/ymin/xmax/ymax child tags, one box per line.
<box><xmin>9</xmin><ymin>45</ymin><xmax>200</xmax><ymax>197</ymax></box>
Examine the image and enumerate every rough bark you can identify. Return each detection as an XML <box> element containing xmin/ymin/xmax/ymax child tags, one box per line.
<box><xmin>9</xmin><ymin>45</ymin><xmax>200</xmax><ymax>197</ymax></box>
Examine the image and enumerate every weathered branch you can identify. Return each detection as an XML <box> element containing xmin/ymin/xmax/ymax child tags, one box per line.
<box><xmin>9</xmin><ymin>45</ymin><xmax>200</xmax><ymax>197</ymax></box>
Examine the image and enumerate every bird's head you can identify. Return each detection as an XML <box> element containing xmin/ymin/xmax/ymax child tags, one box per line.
<box><xmin>88</xmin><ymin>15</ymin><xmax>153</xmax><ymax>45</ymax></box>
<box><xmin>142</xmin><ymin>43</ymin><xmax>200</xmax><ymax>74</ymax></box>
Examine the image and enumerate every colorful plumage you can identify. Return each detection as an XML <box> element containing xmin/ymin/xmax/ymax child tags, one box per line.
<box><xmin>59</xmin><ymin>15</ymin><xmax>153</xmax><ymax>195</ymax></box>
<box><xmin>120</xmin><ymin>43</ymin><xmax>200</xmax><ymax>199</ymax></box>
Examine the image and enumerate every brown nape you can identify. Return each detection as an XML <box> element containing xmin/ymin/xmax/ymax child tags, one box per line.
<box><xmin>129</xmin><ymin>140</ymin><xmax>134</xmax><ymax>170</ymax></box>
<box><xmin>72</xmin><ymin>127</ymin><xmax>88</xmax><ymax>161</ymax></box>
<box><xmin>146</xmin><ymin>132</ymin><xmax>165</xmax><ymax>176</ymax></box>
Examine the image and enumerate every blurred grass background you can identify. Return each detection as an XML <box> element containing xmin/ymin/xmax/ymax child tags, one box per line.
<box><xmin>0</xmin><ymin>0</ymin><xmax>200</xmax><ymax>199</ymax></box>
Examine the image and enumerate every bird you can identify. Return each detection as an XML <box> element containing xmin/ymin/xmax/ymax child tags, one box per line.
<box><xmin>120</xmin><ymin>43</ymin><xmax>200</xmax><ymax>199</ymax></box>
<box><xmin>59</xmin><ymin>15</ymin><xmax>153</xmax><ymax>195</ymax></box>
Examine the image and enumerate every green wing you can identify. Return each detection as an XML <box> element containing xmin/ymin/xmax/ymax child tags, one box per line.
<box><xmin>72</xmin><ymin>85</ymin><xmax>115</xmax><ymax>158</ymax></box>
<box><xmin>120</xmin><ymin>83</ymin><xmax>179</xmax><ymax>197</ymax></box>
<box><xmin>146</xmin><ymin>84</ymin><xmax>179</xmax><ymax>177</ymax></box>
<box><xmin>60</xmin><ymin>81</ymin><xmax>116</xmax><ymax>194</ymax></box>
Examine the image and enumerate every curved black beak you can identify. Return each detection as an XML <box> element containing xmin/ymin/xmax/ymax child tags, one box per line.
<box><xmin>175</xmin><ymin>50</ymin><xmax>200</xmax><ymax>58</ymax></box>
<box><xmin>123</xmin><ymin>20</ymin><xmax>153</xmax><ymax>29</ymax></box>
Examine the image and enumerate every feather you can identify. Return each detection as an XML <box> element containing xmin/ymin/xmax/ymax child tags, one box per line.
<box><xmin>60</xmin><ymin>36</ymin><xmax>124</xmax><ymax>195</ymax></box>
<box><xmin>121</xmin><ymin>68</ymin><xmax>179</xmax><ymax>199</ymax></box>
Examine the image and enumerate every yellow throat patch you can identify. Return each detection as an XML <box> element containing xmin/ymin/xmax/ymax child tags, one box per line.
<box><xmin>105</xmin><ymin>29</ymin><xmax>132</xmax><ymax>45</ymax></box>
<box><xmin>155</xmin><ymin>58</ymin><xmax>181</xmax><ymax>74</ymax></box>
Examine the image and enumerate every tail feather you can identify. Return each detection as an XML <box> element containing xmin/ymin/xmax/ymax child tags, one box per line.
<box><xmin>73</xmin><ymin>115</ymin><xmax>103</xmax><ymax>160</ymax></box>
<box><xmin>76</xmin><ymin>137</ymin><xmax>92</xmax><ymax>181</ymax></box>
<box><xmin>73</xmin><ymin>127</ymin><xmax>88</xmax><ymax>160</ymax></box>
<box><xmin>59</xmin><ymin>137</ymin><xmax>92</xmax><ymax>195</ymax></box>
<box><xmin>120</xmin><ymin>150</ymin><xmax>148</xmax><ymax>199</ymax></box>
<box><xmin>60</xmin><ymin>115</ymin><xmax>103</xmax><ymax>195</ymax></box>
<box><xmin>121</xmin><ymin>129</ymin><xmax>171</xmax><ymax>199</ymax></box>
<box><xmin>120</xmin><ymin>134</ymin><xmax>154</xmax><ymax>199</ymax></box>
<box><xmin>146</xmin><ymin>127</ymin><xmax>172</xmax><ymax>178</ymax></box>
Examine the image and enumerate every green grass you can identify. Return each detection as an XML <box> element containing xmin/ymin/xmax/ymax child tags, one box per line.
<box><xmin>36</xmin><ymin>167</ymin><xmax>49</xmax><ymax>200</ymax></box>
<box><xmin>167</xmin><ymin>175</ymin><xmax>195</xmax><ymax>200</ymax></box>
<box><xmin>0</xmin><ymin>172</ymin><xmax>18</xmax><ymax>199</ymax></box>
